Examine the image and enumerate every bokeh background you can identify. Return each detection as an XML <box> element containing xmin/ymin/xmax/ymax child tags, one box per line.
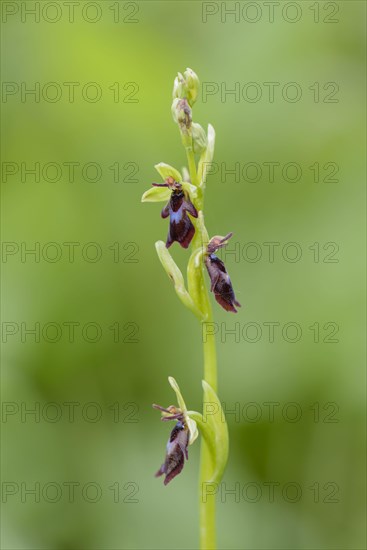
<box><xmin>1</xmin><ymin>1</ymin><xmax>366</xmax><ymax>548</ymax></box>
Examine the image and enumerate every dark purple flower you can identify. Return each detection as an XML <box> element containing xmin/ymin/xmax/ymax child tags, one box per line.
<box><xmin>205</xmin><ymin>233</ymin><xmax>241</xmax><ymax>313</ymax></box>
<box><xmin>153</xmin><ymin>404</ymin><xmax>189</xmax><ymax>485</ymax></box>
<box><xmin>152</xmin><ymin>177</ymin><xmax>198</xmax><ymax>249</ymax></box>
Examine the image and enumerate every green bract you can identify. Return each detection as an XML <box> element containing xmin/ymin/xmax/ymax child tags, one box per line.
<box><xmin>192</xmin><ymin>122</ymin><xmax>207</xmax><ymax>155</ymax></box>
<box><xmin>201</xmin><ymin>380</ymin><xmax>229</xmax><ymax>483</ymax></box>
<box><xmin>198</xmin><ymin>124</ymin><xmax>216</xmax><ymax>187</ymax></box>
<box><xmin>155</xmin><ymin>241</ymin><xmax>204</xmax><ymax>320</ymax></box>
<box><xmin>187</xmin><ymin>381</ymin><xmax>229</xmax><ymax>484</ymax></box>
<box><xmin>187</xmin><ymin>247</ymin><xmax>206</xmax><ymax>318</ymax></box>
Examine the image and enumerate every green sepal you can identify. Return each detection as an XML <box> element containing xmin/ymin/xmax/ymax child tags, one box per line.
<box><xmin>141</xmin><ymin>186</ymin><xmax>171</xmax><ymax>203</ymax></box>
<box><xmin>155</xmin><ymin>162</ymin><xmax>182</xmax><ymax>182</ymax></box>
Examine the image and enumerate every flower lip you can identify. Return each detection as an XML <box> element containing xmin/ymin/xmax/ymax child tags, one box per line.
<box><xmin>205</xmin><ymin>232</ymin><xmax>241</xmax><ymax>313</ymax></box>
<box><xmin>155</xmin><ymin>420</ymin><xmax>189</xmax><ymax>485</ymax></box>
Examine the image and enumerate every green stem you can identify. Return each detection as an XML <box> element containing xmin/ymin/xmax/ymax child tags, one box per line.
<box><xmin>199</xmin><ymin>441</ymin><xmax>216</xmax><ymax>550</ymax></box>
<box><xmin>199</xmin><ymin>301</ymin><xmax>218</xmax><ymax>550</ymax></box>
<box><xmin>185</xmin><ymin>141</ymin><xmax>199</xmax><ymax>187</ymax></box>
<box><xmin>186</xmin><ymin>141</ymin><xmax>218</xmax><ymax>550</ymax></box>
<box><xmin>202</xmin><ymin>303</ymin><xmax>217</xmax><ymax>393</ymax></box>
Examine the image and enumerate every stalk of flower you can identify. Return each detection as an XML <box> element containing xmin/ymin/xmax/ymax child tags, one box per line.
<box><xmin>141</xmin><ymin>68</ymin><xmax>240</xmax><ymax>550</ymax></box>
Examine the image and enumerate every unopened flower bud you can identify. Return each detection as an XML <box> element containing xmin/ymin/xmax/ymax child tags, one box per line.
<box><xmin>171</xmin><ymin>98</ymin><xmax>180</xmax><ymax>123</ymax></box>
<box><xmin>183</xmin><ymin>68</ymin><xmax>199</xmax><ymax>106</ymax></box>
<box><xmin>172</xmin><ymin>68</ymin><xmax>200</xmax><ymax>107</ymax></box>
<box><xmin>172</xmin><ymin>72</ymin><xmax>184</xmax><ymax>100</ymax></box>
<box><xmin>171</xmin><ymin>98</ymin><xmax>192</xmax><ymax>134</ymax></box>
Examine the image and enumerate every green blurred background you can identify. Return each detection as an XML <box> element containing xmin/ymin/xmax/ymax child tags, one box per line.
<box><xmin>1</xmin><ymin>1</ymin><xmax>366</xmax><ymax>548</ymax></box>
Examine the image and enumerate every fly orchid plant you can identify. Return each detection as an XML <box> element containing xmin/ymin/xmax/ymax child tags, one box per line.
<box><xmin>141</xmin><ymin>68</ymin><xmax>241</xmax><ymax>550</ymax></box>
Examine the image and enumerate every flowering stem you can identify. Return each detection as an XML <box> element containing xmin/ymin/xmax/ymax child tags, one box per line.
<box><xmin>146</xmin><ymin>68</ymin><xmax>232</xmax><ymax>550</ymax></box>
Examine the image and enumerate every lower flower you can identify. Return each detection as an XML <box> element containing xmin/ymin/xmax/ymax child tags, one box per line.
<box><xmin>153</xmin><ymin>405</ymin><xmax>189</xmax><ymax>485</ymax></box>
<box><xmin>153</xmin><ymin>377</ymin><xmax>198</xmax><ymax>485</ymax></box>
